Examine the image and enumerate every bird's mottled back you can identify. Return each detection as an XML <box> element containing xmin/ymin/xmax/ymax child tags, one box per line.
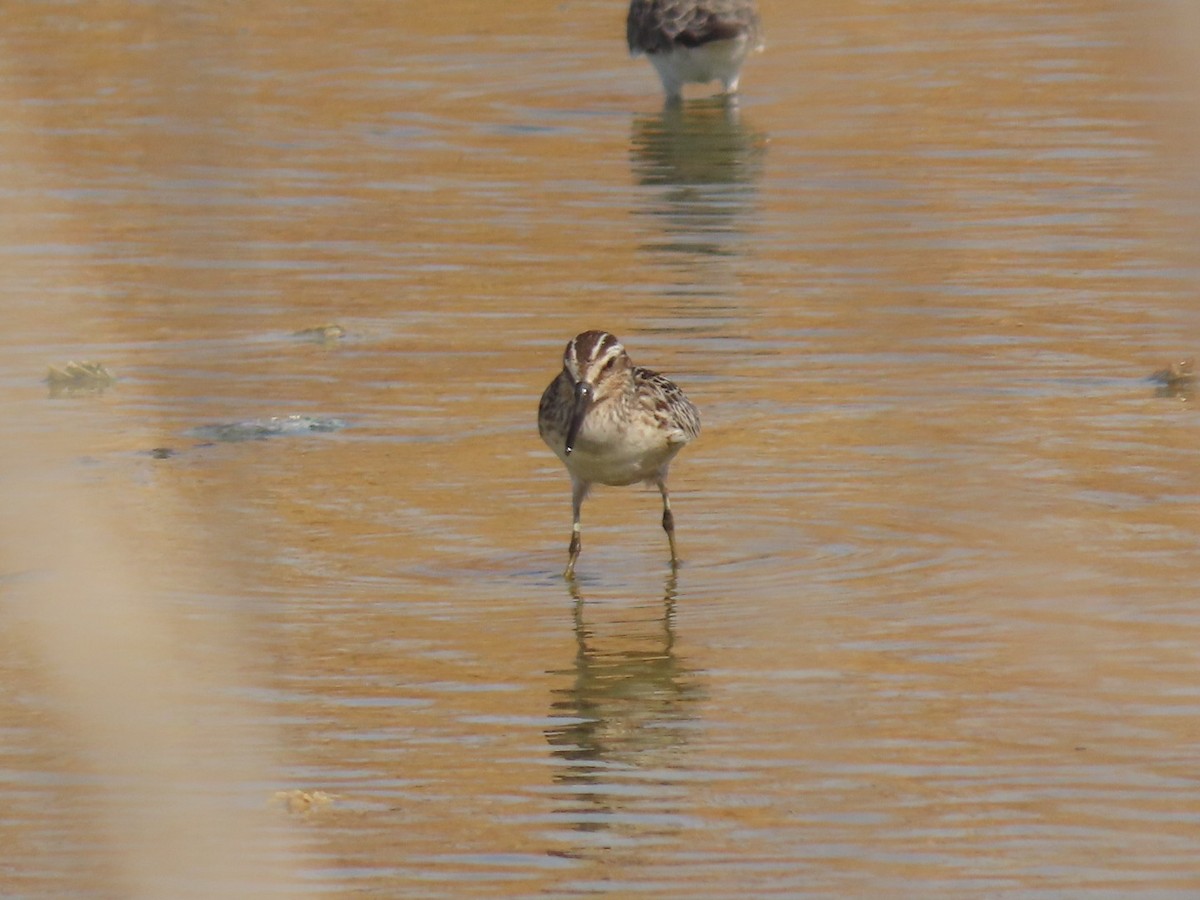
<box><xmin>627</xmin><ymin>0</ymin><xmax>763</xmax><ymax>56</ymax></box>
<box><xmin>634</xmin><ymin>367</ymin><xmax>701</xmax><ymax>444</ymax></box>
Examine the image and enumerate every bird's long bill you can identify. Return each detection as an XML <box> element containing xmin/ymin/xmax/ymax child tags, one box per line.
<box><xmin>564</xmin><ymin>381</ymin><xmax>593</xmax><ymax>456</ymax></box>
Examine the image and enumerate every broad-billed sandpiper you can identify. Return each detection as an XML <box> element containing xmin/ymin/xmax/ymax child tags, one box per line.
<box><xmin>627</xmin><ymin>0</ymin><xmax>764</xmax><ymax>102</ymax></box>
<box><xmin>539</xmin><ymin>330</ymin><xmax>701</xmax><ymax>578</ymax></box>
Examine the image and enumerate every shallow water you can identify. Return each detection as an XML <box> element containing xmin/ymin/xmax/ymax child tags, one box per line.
<box><xmin>2</xmin><ymin>1</ymin><xmax>1199</xmax><ymax>897</ymax></box>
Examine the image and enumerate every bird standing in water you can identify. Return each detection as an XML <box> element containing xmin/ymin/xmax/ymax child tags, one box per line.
<box><xmin>538</xmin><ymin>331</ymin><xmax>700</xmax><ymax>578</ymax></box>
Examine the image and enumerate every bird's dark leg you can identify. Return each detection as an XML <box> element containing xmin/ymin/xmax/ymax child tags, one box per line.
<box><xmin>565</xmin><ymin>478</ymin><xmax>589</xmax><ymax>579</ymax></box>
<box><xmin>657</xmin><ymin>477</ymin><xmax>679</xmax><ymax>568</ymax></box>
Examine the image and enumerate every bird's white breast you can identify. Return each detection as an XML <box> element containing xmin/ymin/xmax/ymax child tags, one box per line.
<box><xmin>561</xmin><ymin>405</ymin><xmax>686</xmax><ymax>487</ymax></box>
<box><xmin>648</xmin><ymin>34</ymin><xmax>752</xmax><ymax>86</ymax></box>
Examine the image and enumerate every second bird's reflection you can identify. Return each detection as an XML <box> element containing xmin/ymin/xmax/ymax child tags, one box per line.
<box><xmin>630</xmin><ymin>95</ymin><xmax>767</xmax><ymax>264</ymax></box>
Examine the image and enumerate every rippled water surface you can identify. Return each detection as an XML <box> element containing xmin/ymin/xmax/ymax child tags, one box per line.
<box><xmin>2</xmin><ymin>1</ymin><xmax>1199</xmax><ymax>897</ymax></box>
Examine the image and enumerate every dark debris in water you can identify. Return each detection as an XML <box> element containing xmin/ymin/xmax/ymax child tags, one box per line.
<box><xmin>186</xmin><ymin>415</ymin><xmax>347</xmax><ymax>443</ymax></box>
<box><xmin>1150</xmin><ymin>359</ymin><xmax>1195</xmax><ymax>400</ymax></box>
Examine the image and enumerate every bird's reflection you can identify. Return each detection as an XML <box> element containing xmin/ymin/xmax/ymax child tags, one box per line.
<box><xmin>630</xmin><ymin>96</ymin><xmax>767</xmax><ymax>269</ymax></box>
<box><xmin>544</xmin><ymin>572</ymin><xmax>705</xmax><ymax>847</ymax></box>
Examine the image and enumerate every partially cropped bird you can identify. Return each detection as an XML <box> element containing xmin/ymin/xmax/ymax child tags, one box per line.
<box><xmin>627</xmin><ymin>0</ymin><xmax>764</xmax><ymax>102</ymax></box>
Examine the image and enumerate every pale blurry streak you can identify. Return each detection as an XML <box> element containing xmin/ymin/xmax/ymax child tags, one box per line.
<box><xmin>0</xmin><ymin>7</ymin><xmax>306</xmax><ymax>898</ymax></box>
<box><xmin>1138</xmin><ymin>0</ymin><xmax>1200</xmax><ymax>337</ymax></box>
<box><xmin>1146</xmin><ymin>0</ymin><xmax>1200</xmax><ymax>142</ymax></box>
<box><xmin>2</xmin><ymin>476</ymin><xmax>303</xmax><ymax>897</ymax></box>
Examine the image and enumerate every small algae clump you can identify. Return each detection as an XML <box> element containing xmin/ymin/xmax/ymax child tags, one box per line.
<box><xmin>270</xmin><ymin>789</ymin><xmax>336</xmax><ymax>815</ymax></box>
<box><xmin>45</xmin><ymin>360</ymin><xmax>115</xmax><ymax>397</ymax></box>
<box><xmin>293</xmin><ymin>323</ymin><xmax>346</xmax><ymax>343</ymax></box>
